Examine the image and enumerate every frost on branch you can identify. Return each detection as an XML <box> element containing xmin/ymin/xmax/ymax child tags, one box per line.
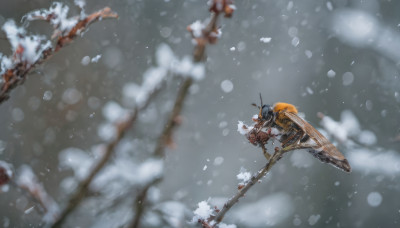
<box><xmin>191</xmin><ymin>200</ymin><xmax>237</xmax><ymax>228</ymax></box>
<box><xmin>23</xmin><ymin>2</ymin><xmax>80</xmax><ymax>38</ymax></box>
<box><xmin>154</xmin><ymin>43</ymin><xmax>206</xmax><ymax>81</ymax></box>
<box><xmin>187</xmin><ymin>1</ymin><xmax>235</xmax><ymax>62</ymax></box>
<box><xmin>57</xmin><ymin>142</ymin><xmax>164</xmax><ymax>223</ymax></box>
<box><xmin>92</xmin><ymin>157</ymin><xmax>164</xmax><ymax>193</ymax></box>
<box><xmin>0</xmin><ymin>2</ymin><xmax>118</xmax><ymax>104</ymax></box>
<box><xmin>237</xmin><ymin>121</ymin><xmax>253</xmax><ymax>135</ymax></box>
<box><xmin>237</xmin><ymin>116</ymin><xmax>280</xmax><ymax>152</ymax></box>
<box><xmin>59</xmin><ymin>146</ymin><xmax>164</xmax><ymax>190</ymax></box>
<box><xmin>1</xmin><ymin>20</ymin><xmax>51</xmax><ymax>70</ymax></box>
<box><xmin>16</xmin><ymin>165</ymin><xmax>60</xmax><ymax>223</ymax></box>
<box><xmin>122</xmin><ymin>43</ymin><xmax>205</xmax><ymax>109</ymax></box>
<box><xmin>59</xmin><ymin>147</ymin><xmax>94</xmax><ymax>181</ymax></box>
<box><xmin>236</xmin><ymin>168</ymin><xmax>251</xmax><ymax>187</ymax></box>
<box><xmin>97</xmin><ymin>101</ymin><xmax>129</xmax><ymax>141</ymax></box>
<box><xmin>192</xmin><ymin>201</ymin><xmax>214</xmax><ymax>223</ymax></box>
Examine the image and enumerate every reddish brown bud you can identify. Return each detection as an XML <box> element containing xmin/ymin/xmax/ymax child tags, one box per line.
<box><xmin>247</xmin><ymin>133</ymin><xmax>257</xmax><ymax>145</ymax></box>
<box><xmin>173</xmin><ymin>115</ymin><xmax>183</xmax><ymax>125</ymax></box>
<box><xmin>0</xmin><ymin>162</ymin><xmax>13</xmax><ymax>187</ymax></box>
<box><xmin>224</xmin><ymin>4</ymin><xmax>235</xmax><ymax>18</ymax></box>
<box><xmin>209</xmin><ymin>0</ymin><xmax>235</xmax><ymax>18</ymax></box>
<box><xmin>13</xmin><ymin>44</ymin><xmax>25</xmax><ymax>61</ymax></box>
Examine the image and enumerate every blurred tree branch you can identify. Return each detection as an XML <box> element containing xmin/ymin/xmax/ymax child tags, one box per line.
<box><xmin>50</xmin><ymin>89</ymin><xmax>162</xmax><ymax>228</ymax></box>
<box><xmin>129</xmin><ymin>1</ymin><xmax>236</xmax><ymax>227</ymax></box>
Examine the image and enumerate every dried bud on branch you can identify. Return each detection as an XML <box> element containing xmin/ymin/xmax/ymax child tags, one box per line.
<box><xmin>0</xmin><ymin>161</ymin><xmax>13</xmax><ymax>188</ymax></box>
<box><xmin>187</xmin><ymin>0</ymin><xmax>235</xmax><ymax>62</ymax></box>
<box><xmin>209</xmin><ymin>0</ymin><xmax>236</xmax><ymax>18</ymax></box>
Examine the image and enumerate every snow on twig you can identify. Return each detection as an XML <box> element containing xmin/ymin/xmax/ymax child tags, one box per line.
<box><xmin>0</xmin><ymin>2</ymin><xmax>118</xmax><ymax>104</ymax></box>
<box><xmin>51</xmin><ymin>36</ymin><xmax>189</xmax><ymax>227</ymax></box>
<box><xmin>201</xmin><ymin>109</ymin><xmax>347</xmax><ymax>226</ymax></box>
<box><xmin>16</xmin><ymin>165</ymin><xmax>60</xmax><ymax>223</ymax></box>
<box><xmin>204</xmin><ymin>147</ymin><xmax>285</xmax><ymax>226</ymax></box>
<box><xmin>50</xmin><ymin>87</ymin><xmax>161</xmax><ymax>228</ymax></box>
<box><xmin>1</xmin><ymin>162</ymin><xmax>59</xmax><ymax>221</ymax></box>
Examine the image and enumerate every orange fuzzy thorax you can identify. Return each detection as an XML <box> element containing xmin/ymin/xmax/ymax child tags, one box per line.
<box><xmin>273</xmin><ymin>102</ymin><xmax>298</xmax><ymax>114</ymax></box>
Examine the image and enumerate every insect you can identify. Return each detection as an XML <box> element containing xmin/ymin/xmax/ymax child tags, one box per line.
<box><xmin>252</xmin><ymin>94</ymin><xmax>351</xmax><ymax>172</ymax></box>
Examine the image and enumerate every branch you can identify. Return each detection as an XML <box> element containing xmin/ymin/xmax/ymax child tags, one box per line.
<box><xmin>55</xmin><ymin>7</ymin><xmax>118</xmax><ymax>51</ymax></box>
<box><xmin>0</xmin><ymin>6</ymin><xmax>118</xmax><ymax>105</ymax></box>
<box><xmin>152</xmin><ymin>6</ymin><xmax>221</xmax><ymax>157</ymax></box>
<box><xmin>130</xmin><ymin>177</ymin><xmax>162</xmax><ymax>228</ymax></box>
<box><xmin>50</xmin><ymin>89</ymin><xmax>161</xmax><ymax>228</ymax></box>
<box><xmin>153</xmin><ymin>77</ymin><xmax>193</xmax><ymax>157</ymax></box>
<box><xmin>13</xmin><ymin>165</ymin><xmax>60</xmax><ymax>222</ymax></box>
<box><xmin>129</xmin><ymin>1</ymin><xmax>236</xmax><ymax>227</ymax></box>
<box><xmin>1</xmin><ymin>162</ymin><xmax>59</xmax><ymax>222</ymax></box>
<box><xmin>210</xmin><ymin>145</ymin><xmax>300</xmax><ymax>226</ymax></box>
<box><xmin>207</xmin><ymin>108</ymin><xmax>351</xmax><ymax>226</ymax></box>
<box><xmin>129</xmin><ymin>77</ymin><xmax>192</xmax><ymax>228</ymax></box>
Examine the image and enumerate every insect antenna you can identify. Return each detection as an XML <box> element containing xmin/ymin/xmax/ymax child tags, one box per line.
<box><xmin>259</xmin><ymin>93</ymin><xmax>263</xmax><ymax>107</ymax></box>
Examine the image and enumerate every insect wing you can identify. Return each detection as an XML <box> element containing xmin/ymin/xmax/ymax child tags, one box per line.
<box><xmin>283</xmin><ymin>112</ymin><xmax>351</xmax><ymax>172</ymax></box>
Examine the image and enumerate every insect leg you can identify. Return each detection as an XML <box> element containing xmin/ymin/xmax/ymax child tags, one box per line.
<box><xmin>281</xmin><ymin>131</ymin><xmax>297</xmax><ymax>148</ymax></box>
<box><xmin>281</xmin><ymin>130</ymin><xmax>303</xmax><ymax>148</ymax></box>
<box><xmin>261</xmin><ymin>144</ymin><xmax>271</xmax><ymax>160</ymax></box>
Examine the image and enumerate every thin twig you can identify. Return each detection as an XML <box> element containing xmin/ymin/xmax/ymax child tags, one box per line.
<box><xmin>50</xmin><ymin>90</ymin><xmax>160</xmax><ymax>228</ymax></box>
<box><xmin>192</xmin><ymin>12</ymin><xmax>218</xmax><ymax>62</ymax></box>
<box><xmin>210</xmin><ymin>145</ymin><xmax>301</xmax><ymax>226</ymax></box>
<box><xmin>129</xmin><ymin>77</ymin><xmax>192</xmax><ymax>228</ymax></box>
<box><xmin>152</xmin><ymin>10</ymin><xmax>220</xmax><ymax>157</ymax></box>
<box><xmin>0</xmin><ymin>7</ymin><xmax>118</xmax><ymax>105</ymax></box>
<box><xmin>153</xmin><ymin>77</ymin><xmax>193</xmax><ymax>157</ymax></box>
<box><xmin>130</xmin><ymin>177</ymin><xmax>162</xmax><ymax>228</ymax></box>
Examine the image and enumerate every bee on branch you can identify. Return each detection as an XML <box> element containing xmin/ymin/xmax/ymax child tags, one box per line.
<box><xmin>240</xmin><ymin>94</ymin><xmax>351</xmax><ymax>173</ymax></box>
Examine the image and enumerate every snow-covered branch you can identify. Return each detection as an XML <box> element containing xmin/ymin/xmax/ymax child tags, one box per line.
<box><xmin>50</xmin><ymin>80</ymin><xmax>162</xmax><ymax>228</ymax></box>
<box><xmin>130</xmin><ymin>1</ymin><xmax>236</xmax><ymax>227</ymax></box>
<box><xmin>1</xmin><ymin>161</ymin><xmax>59</xmax><ymax>222</ymax></box>
<box><xmin>16</xmin><ymin>165</ymin><xmax>60</xmax><ymax>223</ymax></box>
<box><xmin>196</xmin><ymin>116</ymin><xmax>307</xmax><ymax>227</ymax></box>
<box><xmin>0</xmin><ymin>2</ymin><xmax>118</xmax><ymax>104</ymax></box>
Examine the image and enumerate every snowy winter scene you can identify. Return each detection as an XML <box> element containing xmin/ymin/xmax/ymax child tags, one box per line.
<box><xmin>0</xmin><ymin>0</ymin><xmax>400</xmax><ymax>227</ymax></box>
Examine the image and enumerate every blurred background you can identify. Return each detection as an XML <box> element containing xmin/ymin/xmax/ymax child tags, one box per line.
<box><xmin>1</xmin><ymin>0</ymin><xmax>400</xmax><ymax>227</ymax></box>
